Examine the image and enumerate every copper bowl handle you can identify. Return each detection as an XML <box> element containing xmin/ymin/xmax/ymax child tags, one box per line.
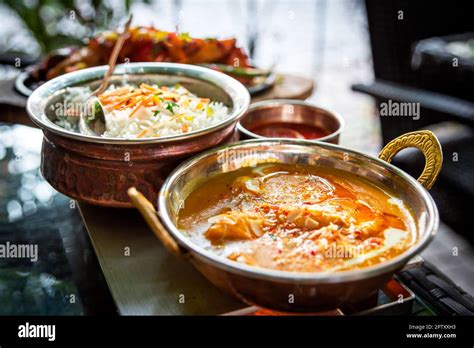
<box><xmin>127</xmin><ymin>187</ymin><xmax>182</xmax><ymax>256</ymax></box>
<box><xmin>378</xmin><ymin>130</ymin><xmax>443</xmax><ymax>190</ymax></box>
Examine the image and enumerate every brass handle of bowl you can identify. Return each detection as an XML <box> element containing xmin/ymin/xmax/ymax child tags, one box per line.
<box><xmin>127</xmin><ymin>187</ymin><xmax>182</xmax><ymax>257</ymax></box>
<box><xmin>378</xmin><ymin>130</ymin><xmax>443</xmax><ymax>190</ymax></box>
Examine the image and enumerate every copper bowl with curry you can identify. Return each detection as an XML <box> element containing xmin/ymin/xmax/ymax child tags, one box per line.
<box><xmin>129</xmin><ymin>131</ymin><xmax>443</xmax><ymax>312</ymax></box>
<box><xmin>237</xmin><ymin>99</ymin><xmax>344</xmax><ymax>144</ymax></box>
<box><xmin>26</xmin><ymin>63</ymin><xmax>250</xmax><ymax>207</ymax></box>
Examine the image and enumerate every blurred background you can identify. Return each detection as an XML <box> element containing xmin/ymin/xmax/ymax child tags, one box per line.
<box><xmin>0</xmin><ymin>0</ymin><xmax>473</xmax><ymax>315</ymax></box>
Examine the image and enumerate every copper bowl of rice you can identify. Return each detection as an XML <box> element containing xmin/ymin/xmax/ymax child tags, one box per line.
<box><xmin>26</xmin><ymin>62</ymin><xmax>250</xmax><ymax>207</ymax></box>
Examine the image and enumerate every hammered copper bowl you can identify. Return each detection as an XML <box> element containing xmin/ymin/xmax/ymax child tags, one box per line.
<box><xmin>26</xmin><ymin>62</ymin><xmax>250</xmax><ymax>207</ymax></box>
<box><xmin>129</xmin><ymin>131</ymin><xmax>443</xmax><ymax>312</ymax></box>
<box><xmin>237</xmin><ymin>99</ymin><xmax>344</xmax><ymax>144</ymax></box>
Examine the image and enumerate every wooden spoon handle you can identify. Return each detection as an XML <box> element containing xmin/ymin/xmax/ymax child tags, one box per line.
<box><xmin>91</xmin><ymin>15</ymin><xmax>133</xmax><ymax>97</ymax></box>
<box><xmin>127</xmin><ymin>187</ymin><xmax>182</xmax><ymax>257</ymax></box>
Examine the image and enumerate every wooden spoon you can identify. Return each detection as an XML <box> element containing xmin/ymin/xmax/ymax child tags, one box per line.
<box><xmin>79</xmin><ymin>15</ymin><xmax>133</xmax><ymax>136</ymax></box>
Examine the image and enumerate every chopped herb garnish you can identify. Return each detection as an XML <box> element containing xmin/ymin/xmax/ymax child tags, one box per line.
<box><xmin>166</xmin><ymin>101</ymin><xmax>179</xmax><ymax>114</ymax></box>
<box><xmin>153</xmin><ymin>110</ymin><xmax>160</xmax><ymax>116</ymax></box>
<box><xmin>153</xmin><ymin>93</ymin><xmax>164</xmax><ymax>103</ymax></box>
<box><xmin>86</xmin><ymin>100</ymin><xmax>103</xmax><ymax>122</ymax></box>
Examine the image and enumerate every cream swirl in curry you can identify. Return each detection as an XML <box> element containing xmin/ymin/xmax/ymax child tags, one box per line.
<box><xmin>178</xmin><ymin>163</ymin><xmax>416</xmax><ymax>272</ymax></box>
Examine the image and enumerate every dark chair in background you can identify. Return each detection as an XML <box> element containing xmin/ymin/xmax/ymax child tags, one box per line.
<box><xmin>353</xmin><ymin>0</ymin><xmax>474</xmax><ymax>241</ymax></box>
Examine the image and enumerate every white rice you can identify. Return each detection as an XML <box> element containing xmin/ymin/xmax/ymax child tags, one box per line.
<box><xmin>59</xmin><ymin>84</ymin><xmax>230</xmax><ymax>139</ymax></box>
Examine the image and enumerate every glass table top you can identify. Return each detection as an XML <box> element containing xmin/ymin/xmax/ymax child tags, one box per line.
<box><xmin>0</xmin><ymin>123</ymin><xmax>116</xmax><ymax>315</ymax></box>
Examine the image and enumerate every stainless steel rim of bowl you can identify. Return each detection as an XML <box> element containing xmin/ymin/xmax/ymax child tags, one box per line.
<box><xmin>236</xmin><ymin>99</ymin><xmax>345</xmax><ymax>142</ymax></box>
<box><xmin>158</xmin><ymin>138</ymin><xmax>438</xmax><ymax>284</ymax></box>
<box><xmin>26</xmin><ymin>62</ymin><xmax>251</xmax><ymax>144</ymax></box>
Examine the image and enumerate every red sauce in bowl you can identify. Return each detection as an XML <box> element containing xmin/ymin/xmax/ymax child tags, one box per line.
<box><xmin>250</xmin><ymin>122</ymin><xmax>330</xmax><ymax>140</ymax></box>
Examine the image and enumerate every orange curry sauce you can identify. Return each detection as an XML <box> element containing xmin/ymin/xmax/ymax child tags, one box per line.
<box><xmin>178</xmin><ymin>163</ymin><xmax>416</xmax><ymax>272</ymax></box>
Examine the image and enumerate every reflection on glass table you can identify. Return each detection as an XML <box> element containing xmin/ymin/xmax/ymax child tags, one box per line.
<box><xmin>0</xmin><ymin>123</ymin><xmax>116</xmax><ymax>315</ymax></box>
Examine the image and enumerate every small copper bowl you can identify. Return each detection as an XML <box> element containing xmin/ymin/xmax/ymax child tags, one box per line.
<box><xmin>237</xmin><ymin>100</ymin><xmax>344</xmax><ymax>144</ymax></box>
<box><xmin>27</xmin><ymin>63</ymin><xmax>250</xmax><ymax>207</ymax></box>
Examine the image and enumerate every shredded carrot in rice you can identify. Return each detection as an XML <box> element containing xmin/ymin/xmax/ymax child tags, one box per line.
<box><xmin>98</xmin><ymin>84</ymin><xmax>208</xmax><ymax>113</ymax></box>
<box><xmin>92</xmin><ymin>83</ymin><xmax>224</xmax><ymax>138</ymax></box>
<box><xmin>140</xmin><ymin>83</ymin><xmax>161</xmax><ymax>93</ymax></box>
<box><xmin>137</xmin><ymin>129</ymin><xmax>149</xmax><ymax>138</ymax></box>
<box><xmin>129</xmin><ymin>94</ymin><xmax>155</xmax><ymax>117</ymax></box>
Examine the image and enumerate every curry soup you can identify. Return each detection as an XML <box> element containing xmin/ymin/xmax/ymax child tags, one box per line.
<box><xmin>178</xmin><ymin>163</ymin><xmax>417</xmax><ymax>273</ymax></box>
